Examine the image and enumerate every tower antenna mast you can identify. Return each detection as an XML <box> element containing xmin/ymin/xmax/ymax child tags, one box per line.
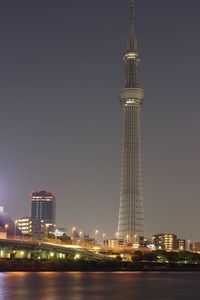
<box><xmin>130</xmin><ymin>0</ymin><xmax>135</xmax><ymax>37</ymax></box>
<box><xmin>129</xmin><ymin>0</ymin><xmax>137</xmax><ymax>51</ymax></box>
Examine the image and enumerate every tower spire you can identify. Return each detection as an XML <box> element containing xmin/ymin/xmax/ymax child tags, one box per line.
<box><xmin>130</xmin><ymin>0</ymin><xmax>135</xmax><ymax>37</ymax></box>
<box><xmin>128</xmin><ymin>0</ymin><xmax>137</xmax><ymax>52</ymax></box>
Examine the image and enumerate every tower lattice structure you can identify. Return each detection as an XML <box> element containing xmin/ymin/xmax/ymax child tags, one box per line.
<box><xmin>118</xmin><ymin>0</ymin><xmax>144</xmax><ymax>241</ymax></box>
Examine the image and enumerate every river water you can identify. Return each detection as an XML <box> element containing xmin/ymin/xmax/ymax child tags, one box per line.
<box><xmin>0</xmin><ymin>272</ymin><xmax>199</xmax><ymax>299</ymax></box>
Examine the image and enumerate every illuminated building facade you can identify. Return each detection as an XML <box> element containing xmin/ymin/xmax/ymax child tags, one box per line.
<box><xmin>194</xmin><ymin>242</ymin><xmax>200</xmax><ymax>252</ymax></box>
<box><xmin>153</xmin><ymin>234</ymin><xmax>178</xmax><ymax>251</ymax></box>
<box><xmin>17</xmin><ymin>217</ymin><xmax>32</xmax><ymax>235</ymax></box>
<box><xmin>118</xmin><ymin>0</ymin><xmax>144</xmax><ymax>241</ymax></box>
<box><xmin>104</xmin><ymin>239</ymin><xmax>124</xmax><ymax>249</ymax></box>
<box><xmin>31</xmin><ymin>191</ymin><xmax>56</xmax><ymax>225</ymax></box>
<box><xmin>177</xmin><ymin>239</ymin><xmax>186</xmax><ymax>251</ymax></box>
<box><xmin>17</xmin><ymin>217</ymin><xmax>45</xmax><ymax>237</ymax></box>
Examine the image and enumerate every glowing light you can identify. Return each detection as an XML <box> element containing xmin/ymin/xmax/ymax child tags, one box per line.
<box><xmin>74</xmin><ymin>254</ymin><xmax>80</xmax><ymax>260</ymax></box>
<box><xmin>126</xmin><ymin>235</ymin><xmax>129</xmax><ymax>244</ymax></box>
<box><xmin>124</xmin><ymin>52</ymin><xmax>138</xmax><ymax>60</ymax></box>
<box><xmin>95</xmin><ymin>230</ymin><xmax>99</xmax><ymax>241</ymax></box>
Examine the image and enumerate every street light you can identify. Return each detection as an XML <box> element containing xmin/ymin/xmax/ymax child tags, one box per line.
<box><xmin>102</xmin><ymin>233</ymin><xmax>106</xmax><ymax>245</ymax></box>
<box><xmin>45</xmin><ymin>223</ymin><xmax>51</xmax><ymax>238</ymax></box>
<box><xmin>72</xmin><ymin>227</ymin><xmax>76</xmax><ymax>238</ymax></box>
<box><xmin>115</xmin><ymin>232</ymin><xmax>119</xmax><ymax>239</ymax></box>
<box><xmin>95</xmin><ymin>230</ymin><xmax>99</xmax><ymax>242</ymax></box>
<box><xmin>126</xmin><ymin>234</ymin><xmax>129</xmax><ymax>245</ymax></box>
<box><xmin>134</xmin><ymin>234</ymin><xmax>137</xmax><ymax>243</ymax></box>
<box><xmin>14</xmin><ymin>220</ymin><xmax>18</xmax><ymax>239</ymax></box>
<box><xmin>102</xmin><ymin>233</ymin><xmax>106</xmax><ymax>246</ymax></box>
<box><xmin>4</xmin><ymin>224</ymin><xmax>8</xmax><ymax>238</ymax></box>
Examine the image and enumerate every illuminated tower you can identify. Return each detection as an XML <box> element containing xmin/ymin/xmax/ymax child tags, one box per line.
<box><xmin>118</xmin><ymin>0</ymin><xmax>144</xmax><ymax>241</ymax></box>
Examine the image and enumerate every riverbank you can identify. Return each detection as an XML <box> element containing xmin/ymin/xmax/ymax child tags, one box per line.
<box><xmin>1</xmin><ymin>259</ymin><xmax>200</xmax><ymax>272</ymax></box>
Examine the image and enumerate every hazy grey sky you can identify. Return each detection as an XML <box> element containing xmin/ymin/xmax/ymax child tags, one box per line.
<box><xmin>0</xmin><ymin>0</ymin><xmax>199</xmax><ymax>240</ymax></box>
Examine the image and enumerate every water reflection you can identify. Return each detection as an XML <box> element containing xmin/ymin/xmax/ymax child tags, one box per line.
<box><xmin>0</xmin><ymin>272</ymin><xmax>199</xmax><ymax>300</ymax></box>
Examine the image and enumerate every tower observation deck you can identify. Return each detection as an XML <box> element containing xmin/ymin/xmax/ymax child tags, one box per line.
<box><xmin>118</xmin><ymin>0</ymin><xmax>144</xmax><ymax>241</ymax></box>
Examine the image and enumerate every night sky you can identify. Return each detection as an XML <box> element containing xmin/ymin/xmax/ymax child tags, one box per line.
<box><xmin>0</xmin><ymin>0</ymin><xmax>200</xmax><ymax>241</ymax></box>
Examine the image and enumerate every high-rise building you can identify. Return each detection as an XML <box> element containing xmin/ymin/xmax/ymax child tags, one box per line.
<box><xmin>118</xmin><ymin>0</ymin><xmax>144</xmax><ymax>241</ymax></box>
<box><xmin>31</xmin><ymin>191</ymin><xmax>56</xmax><ymax>225</ymax></box>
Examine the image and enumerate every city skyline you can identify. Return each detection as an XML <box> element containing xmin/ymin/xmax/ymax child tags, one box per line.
<box><xmin>0</xmin><ymin>0</ymin><xmax>199</xmax><ymax>240</ymax></box>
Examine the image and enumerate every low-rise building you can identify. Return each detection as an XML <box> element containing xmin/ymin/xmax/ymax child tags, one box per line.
<box><xmin>194</xmin><ymin>242</ymin><xmax>200</xmax><ymax>252</ymax></box>
<box><xmin>0</xmin><ymin>232</ymin><xmax>7</xmax><ymax>239</ymax></box>
<box><xmin>177</xmin><ymin>239</ymin><xmax>186</xmax><ymax>251</ymax></box>
<box><xmin>104</xmin><ymin>239</ymin><xmax>124</xmax><ymax>248</ymax></box>
<box><xmin>17</xmin><ymin>217</ymin><xmax>32</xmax><ymax>236</ymax></box>
<box><xmin>153</xmin><ymin>233</ymin><xmax>177</xmax><ymax>251</ymax></box>
<box><xmin>17</xmin><ymin>217</ymin><xmax>45</xmax><ymax>238</ymax></box>
<box><xmin>83</xmin><ymin>235</ymin><xmax>95</xmax><ymax>246</ymax></box>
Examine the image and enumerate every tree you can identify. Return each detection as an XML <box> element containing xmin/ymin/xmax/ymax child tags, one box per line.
<box><xmin>132</xmin><ymin>250</ymin><xmax>143</xmax><ymax>262</ymax></box>
<box><xmin>58</xmin><ymin>234</ymin><xmax>72</xmax><ymax>244</ymax></box>
<box><xmin>116</xmin><ymin>255</ymin><xmax>122</xmax><ymax>262</ymax></box>
<box><xmin>166</xmin><ymin>251</ymin><xmax>178</xmax><ymax>263</ymax></box>
<box><xmin>143</xmin><ymin>252</ymin><xmax>157</xmax><ymax>262</ymax></box>
<box><xmin>47</xmin><ymin>233</ymin><xmax>55</xmax><ymax>239</ymax></box>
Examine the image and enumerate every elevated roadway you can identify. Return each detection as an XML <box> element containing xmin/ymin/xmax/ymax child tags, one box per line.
<box><xmin>0</xmin><ymin>238</ymin><xmax>106</xmax><ymax>261</ymax></box>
